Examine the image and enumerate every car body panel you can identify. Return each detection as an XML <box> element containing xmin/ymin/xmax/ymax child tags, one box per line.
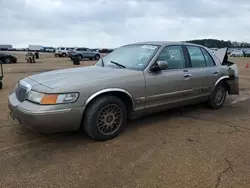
<box><xmin>23</xmin><ymin>66</ymin><xmax>146</xmax><ymax>110</ymax></box>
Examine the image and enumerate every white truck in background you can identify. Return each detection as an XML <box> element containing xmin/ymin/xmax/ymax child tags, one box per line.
<box><xmin>28</xmin><ymin>45</ymin><xmax>43</xmax><ymax>51</ymax></box>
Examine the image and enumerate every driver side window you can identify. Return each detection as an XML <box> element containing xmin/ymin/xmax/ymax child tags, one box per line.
<box><xmin>156</xmin><ymin>45</ymin><xmax>185</xmax><ymax>69</ymax></box>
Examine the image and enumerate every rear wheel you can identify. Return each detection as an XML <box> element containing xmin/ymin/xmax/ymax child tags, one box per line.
<box><xmin>95</xmin><ymin>54</ymin><xmax>100</xmax><ymax>60</ymax></box>
<box><xmin>77</xmin><ymin>55</ymin><xmax>83</xmax><ymax>60</ymax></box>
<box><xmin>208</xmin><ymin>82</ymin><xmax>227</xmax><ymax>109</ymax></box>
<box><xmin>0</xmin><ymin>81</ymin><xmax>2</xmax><ymax>89</ymax></box>
<box><xmin>62</xmin><ymin>53</ymin><xmax>67</xmax><ymax>57</ymax></box>
<box><xmin>83</xmin><ymin>96</ymin><xmax>127</xmax><ymax>141</ymax></box>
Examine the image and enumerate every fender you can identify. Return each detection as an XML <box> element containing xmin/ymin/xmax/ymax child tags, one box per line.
<box><xmin>212</xmin><ymin>76</ymin><xmax>229</xmax><ymax>92</ymax></box>
<box><xmin>83</xmin><ymin>88</ymin><xmax>136</xmax><ymax>110</ymax></box>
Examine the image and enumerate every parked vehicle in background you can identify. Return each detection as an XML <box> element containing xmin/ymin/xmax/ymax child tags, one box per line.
<box><xmin>243</xmin><ymin>50</ymin><xmax>250</xmax><ymax>57</ymax></box>
<box><xmin>28</xmin><ymin>45</ymin><xmax>43</xmax><ymax>52</ymax></box>
<box><xmin>209</xmin><ymin>48</ymin><xmax>218</xmax><ymax>54</ymax></box>
<box><xmin>54</xmin><ymin>47</ymin><xmax>74</xmax><ymax>57</ymax></box>
<box><xmin>230</xmin><ymin>50</ymin><xmax>243</xmax><ymax>57</ymax></box>
<box><xmin>43</xmin><ymin>47</ymin><xmax>55</xmax><ymax>53</ymax></box>
<box><xmin>0</xmin><ymin>53</ymin><xmax>17</xmax><ymax>64</ymax></box>
<box><xmin>68</xmin><ymin>47</ymin><xmax>101</xmax><ymax>60</ymax></box>
<box><xmin>9</xmin><ymin>42</ymin><xmax>239</xmax><ymax>141</ymax></box>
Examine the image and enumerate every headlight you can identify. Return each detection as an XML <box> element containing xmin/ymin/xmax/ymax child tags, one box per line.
<box><xmin>26</xmin><ymin>91</ymin><xmax>79</xmax><ymax>105</ymax></box>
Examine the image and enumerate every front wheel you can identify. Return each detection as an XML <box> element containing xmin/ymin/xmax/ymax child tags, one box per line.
<box><xmin>5</xmin><ymin>57</ymin><xmax>11</xmax><ymax>64</ymax></box>
<box><xmin>83</xmin><ymin>96</ymin><xmax>127</xmax><ymax>141</ymax></box>
<box><xmin>208</xmin><ymin>82</ymin><xmax>227</xmax><ymax>109</ymax></box>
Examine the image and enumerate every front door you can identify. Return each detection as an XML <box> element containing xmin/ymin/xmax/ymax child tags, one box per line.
<box><xmin>144</xmin><ymin>45</ymin><xmax>197</xmax><ymax>109</ymax></box>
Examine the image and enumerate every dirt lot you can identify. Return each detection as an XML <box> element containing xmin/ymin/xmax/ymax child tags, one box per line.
<box><xmin>1</xmin><ymin>52</ymin><xmax>250</xmax><ymax>188</ymax></box>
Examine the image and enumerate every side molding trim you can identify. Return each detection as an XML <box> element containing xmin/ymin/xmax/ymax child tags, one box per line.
<box><xmin>84</xmin><ymin>88</ymin><xmax>136</xmax><ymax>110</ymax></box>
<box><xmin>212</xmin><ymin>76</ymin><xmax>229</xmax><ymax>91</ymax></box>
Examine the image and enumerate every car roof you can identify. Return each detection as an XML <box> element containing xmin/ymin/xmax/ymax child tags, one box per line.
<box><xmin>127</xmin><ymin>41</ymin><xmax>205</xmax><ymax>47</ymax></box>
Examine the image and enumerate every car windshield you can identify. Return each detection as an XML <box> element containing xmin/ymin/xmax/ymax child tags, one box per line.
<box><xmin>95</xmin><ymin>44</ymin><xmax>160</xmax><ymax>70</ymax></box>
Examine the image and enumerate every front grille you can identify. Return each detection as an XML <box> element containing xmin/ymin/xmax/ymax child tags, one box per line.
<box><xmin>15</xmin><ymin>84</ymin><xmax>28</xmax><ymax>102</ymax></box>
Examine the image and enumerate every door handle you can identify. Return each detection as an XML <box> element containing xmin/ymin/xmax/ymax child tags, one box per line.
<box><xmin>213</xmin><ymin>71</ymin><xmax>219</xmax><ymax>76</ymax></box>
<box><xmin>184</xmin><ymin>74</ymin><xmax>192</xmax><ymax>78</ymax></box>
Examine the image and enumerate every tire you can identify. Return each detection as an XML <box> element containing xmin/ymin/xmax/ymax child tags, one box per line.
<box><xmin>79</xmin><ymin>55</ymin><xmax>83</xmax><ymax>60</ymax></box>
<box><xmin>95</xmin><ymin>54</ymin><xmax>100</xmax><ymax>60</ymax></box>
<box><xmin>5</xmin><ymin>57</ymin><xmax>11</xmax><ymax>64</ymax></box>
<box><xmin>0</xmin><ymin>82</ymin><xmax>2</xmax><ymax>89</ymax></box>
<box><xmin>208</xmin><ymin>82</ymin><xmax>227</xmax><ymax>109</ymax></box>
<box><xmin>62</xmin><ymin>53</ymin><xmax>67</xmax><ymax>57</ymax></box>
<box><xmin>83</xmin><ymin>96</ymin><xmax>127</xmax><ymax>141</ymax></box>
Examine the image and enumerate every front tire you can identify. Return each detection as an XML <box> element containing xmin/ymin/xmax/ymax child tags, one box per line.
<box><xmin>5</xmin><ymin>57</ymin><xmax>11</xmax><ymax>64</ymax></box>
<box><xmin>208</xmin><ymin>82</ymin><xmax>227</xmax><ymax>109</ymax></box>
<box><xmin>83</xmin><ymin>96</ymin><xmax>127</xmax><ymax>141</ymax></box>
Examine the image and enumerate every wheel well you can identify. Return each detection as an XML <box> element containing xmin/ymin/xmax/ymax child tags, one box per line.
<box><xmin>220</xmin><ymin>79</ymin><xmax>230</xmax><ymax>93</ymax></box>
<box><xmin>83</xmin><ymin>91</ymin><xmax>134</xmax><ymax>117</ymax></box>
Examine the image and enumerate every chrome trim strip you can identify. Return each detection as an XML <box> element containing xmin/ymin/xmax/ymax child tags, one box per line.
<box><xmin>147</xmin><ymin>89</ymin><xmax>194</xmax><ymax>102</ymax></box>
<box><xmin>212</xmin><ymin>76</ymin><xmax>230</xmax><ymax>91</ymax></box>
<box><xmin>135</xmin><ymin>97</ymin><xmax>146</xmax><ymax>104</ymax></box>
<box><xmin>17</xmin><ymin>107</ymin><xmax>71</xmax><ymax>115</ymax></box>
<box><xmin>214</xmin><ymin>76</ymin><xmax>229</xmax><ymax>86</ymax></box>
<box><xmin>84</xmin><ymin>88</ymin><xmax>136</xmax><ymax>109</ymax></box>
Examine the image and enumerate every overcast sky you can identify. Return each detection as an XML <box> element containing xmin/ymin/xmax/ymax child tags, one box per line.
<box><xmin>0</xmin><ymin>0</ymin><xmax>250</xmax><ymax>48</ymax></box>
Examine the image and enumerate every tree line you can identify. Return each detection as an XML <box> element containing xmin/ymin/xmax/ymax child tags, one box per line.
<box><xmin>185</xmin><ymin>39</ymin><xmax>250</xmax><ymax>48</ymax></box>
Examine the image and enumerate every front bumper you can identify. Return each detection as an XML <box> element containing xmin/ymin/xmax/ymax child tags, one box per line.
<box><xmin>8</xmin><ymin>93</ymin><xmax>84</xmax><ymax>133</ymax></box>
<box><xmin>227</xmin><ymin>77</ymin><xmax>239</xmax><ymax>95</ymax></box>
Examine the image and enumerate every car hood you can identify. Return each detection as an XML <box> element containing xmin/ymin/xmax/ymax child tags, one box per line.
<box><xmin>27</xmin><ymin>65</ymin><xmax>136</xmax><ymax>89</ymax></box>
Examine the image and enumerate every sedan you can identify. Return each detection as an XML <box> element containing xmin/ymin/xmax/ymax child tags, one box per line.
<box><xmin>8</xmin><ymin>42</ymin><xmax>239</xmax><ymax>141</ymax></box>
<box><xmin>0</xmin><ymin>53</ymin><xmax>17</xmax><ymax>64</ymax></box>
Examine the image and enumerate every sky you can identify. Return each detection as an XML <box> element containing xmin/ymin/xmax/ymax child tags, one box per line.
<box><xmin>0</xmin><ymin>0</ymin><xmax>250</xmax><ymax>48</ymax></box>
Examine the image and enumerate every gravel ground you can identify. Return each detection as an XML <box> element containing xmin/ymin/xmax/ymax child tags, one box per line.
<box><xmin>0</xmin><ymin>53</ymin><xmax>250</xmax><ymax>188</ymax></box>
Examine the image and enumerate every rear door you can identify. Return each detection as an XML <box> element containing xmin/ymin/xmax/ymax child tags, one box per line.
<box><xmin>79</xmin><ymin>48</ymin><xmax>88</xmax><ymax>57</ymax></box>
<box><xmin>184</xmin><ymin>45</ymin><xmax>220</xmax><ymax>95</ymax></box>
<box><xmin>86</xmin><ymin>48</ymin><xmax>94</xmax><ymax>57</ymax></box>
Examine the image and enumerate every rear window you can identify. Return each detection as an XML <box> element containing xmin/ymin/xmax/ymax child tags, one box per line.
<box><xmin>76</xmin><ymin>48</ymin><xmax>86</xmax><ymax>51</ymax></box>
<box><xmin>201</xmin><ymin>48</ymin><xmax>215</xmax><ymax>66</ymax></box>
<box><xmin>186</xmin><ymin>46</ymin><xmax>206</xmax><ymax>67</ymax></box>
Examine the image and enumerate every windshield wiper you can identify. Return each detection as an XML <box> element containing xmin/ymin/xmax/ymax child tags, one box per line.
<box><xmin>110</xmin><ymin>61</ymin><xmax>126</xmax><ymax>68</ymax></box>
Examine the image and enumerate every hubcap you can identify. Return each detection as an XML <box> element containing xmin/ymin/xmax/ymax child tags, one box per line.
<box><xmin>5</xmin><ymin>58</ymin><xmax>11</xmax><ymax>63</ymax></box>
<box><xmin>96</xmin><ymin>104</ymin><xmax>123</xmax><ymax>135</ymax></box>
<box><xmin>215</xmin><ymin>86</ymin><xmax>226</xmax><ymax>105</ymax></box>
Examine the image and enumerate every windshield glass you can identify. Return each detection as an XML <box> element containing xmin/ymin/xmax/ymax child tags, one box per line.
<box><xmin>95</xmin><ymin>44</ymin><xmax>160</xmax><ymax>70</ymax></box>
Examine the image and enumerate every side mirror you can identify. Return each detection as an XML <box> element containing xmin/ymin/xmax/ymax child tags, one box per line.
<box><xmin>150</xmin><ymin>61</ymin><xmax>168</xmax><ymax>72</ymax></box>
<box><xmin>157</xmin><ymin>61</ymin><xmax>168</xmax><ymax>70</ymax></box>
